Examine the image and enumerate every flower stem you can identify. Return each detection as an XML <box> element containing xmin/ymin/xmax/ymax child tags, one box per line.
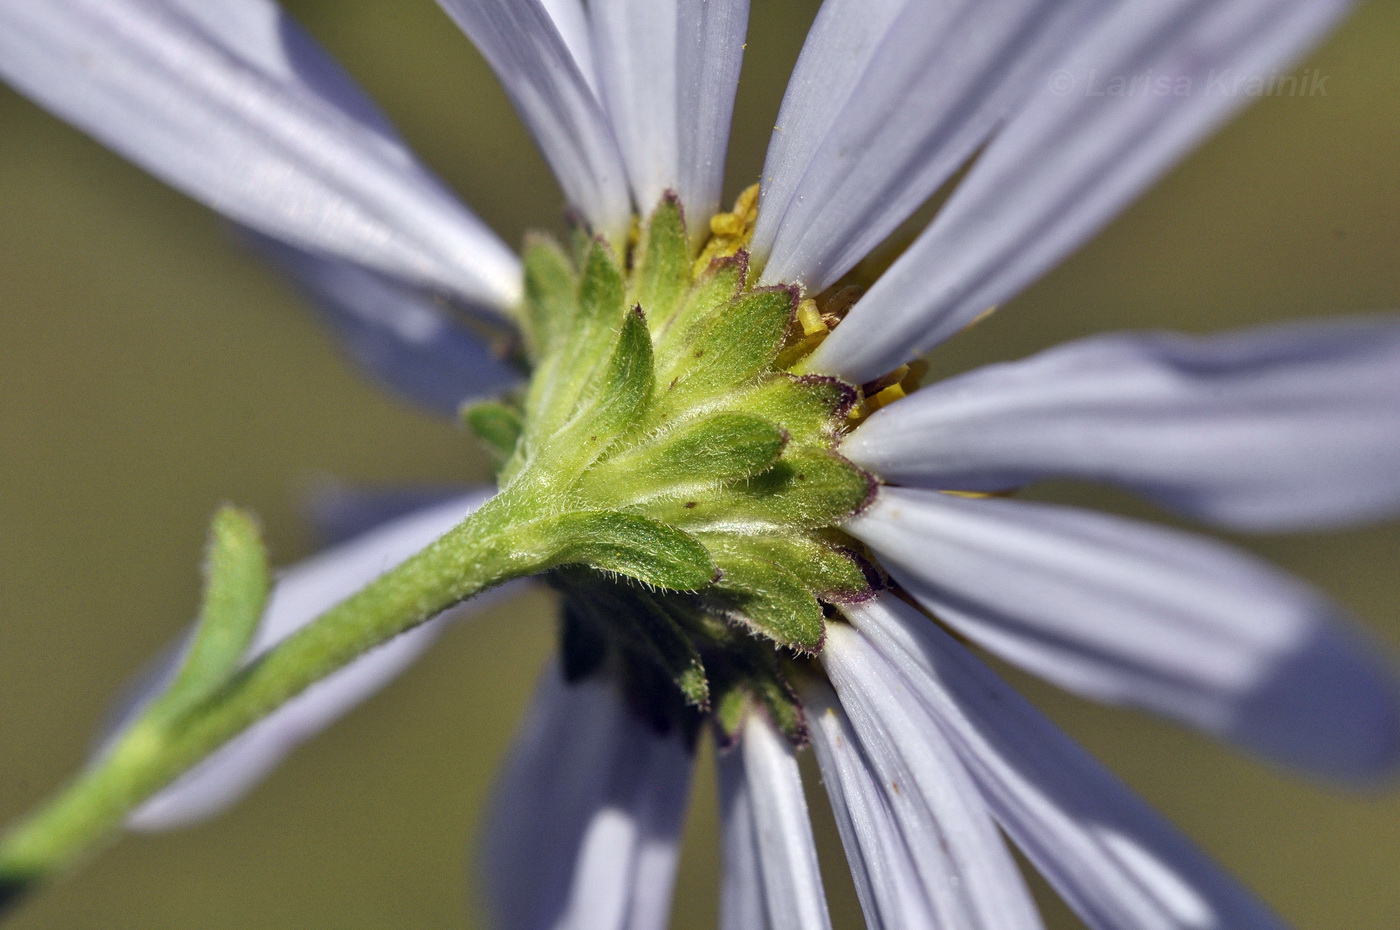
<box><xmin>0</xmin><ymin>488</ymin><xmax>553</xmax><ymax>911</ymax></box>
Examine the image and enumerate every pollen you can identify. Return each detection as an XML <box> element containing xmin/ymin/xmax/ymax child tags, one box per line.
<box><xmin>867</xmin><ymin>382</ymin><xmax>906</xmax><ymax>411</ymax></box>
<box><xmin>844</xmin><ymin>359</ymin><xmax>929</xmax><ymax>426</ymax></box>
<box><xmin>797</xmin><ymin>299</ymin><xmax>828</xmax><ymax>336</ymax></box>
<box><xmin>694</xmin><ymin>183</ymin><xmax>761</xmax><ymax>277</ymax></box>
<box><xmin>710</xmin><ymin>213</ymin><xmax>745</xmax><ymax>237</ymax></box>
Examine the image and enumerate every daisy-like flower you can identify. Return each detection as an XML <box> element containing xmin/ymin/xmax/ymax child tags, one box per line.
<box><xmin>1</xmin><ymin>0</ymin><xmax>1398</xmax><ymax>927</ymax></box>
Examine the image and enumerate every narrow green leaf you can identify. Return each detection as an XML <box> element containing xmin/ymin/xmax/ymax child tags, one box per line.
<box><xmin>463</xmin><ymin>401</ymin><xmax>523</xmax><ymax>465</ymax></box>
<box><xmin>568</xmin><ymin>221</ymin><xmax>595</xmax><ymax>268</ymax></box>
<box><xmin>628</xmin><ymin>593</ymin><xmax>711</xmax><ymax>710</ymax></box>
<box><xmin>655</xmin><ymin>286</ymin><xmax>796</xmax><ymax>411</ymax></box>
<box><xmin>632</xmin><ymin>194</ymin><xmax>691</xmax><ymax>329</ymax></box>
<box><xmin>521</xmin><ymin>234</ymin><xmax>577</xmax><ymax>359</ymax></box>
<box><xmin>618</xmin><ymin>652</ymin><xmax>694</xmax><ymax>736</ymax></box>
<box><xmin>578</xmin><ymin>237</ymin><xmax>628</xmax><ymax>328</ymax></box>
<box><xmin>558</xmin><ymin>584</ymin><xmax>709</xmax><ymax>708</ymax></box>
<box><xmin>578</xmin><ymin>412</ymin><xmax>788</xmax><ymax>505</ymax></box>
<box><xmin>735</xmin><ymin>373</ymin><xmax>857</xmax><ymax>440</ymax></box>
<box><xmin>549</xmin><ymin>307</ymin><xmax>655</xmax><ymax>471</ymax></box>
<box><xmin>702</xmin><ymin>531</ymin><xmax>871</xmax><ymax>600</ymax></box>
<box><xmin>654</xmin><ymin>251</ymin><xmax>746</xmax><ymax>352</ymax></box>
<box><xmin>707</xmin><ymin>648</ymin><xmax>808</xmax><ymax>745</ymax></box>
<box><xmin>536</xmin><ymin>510</ymin><xmax>718</xmax><ymax>590</ymax></box>
<box><xmin>706</xmin><ymin>544</ymin><xmax>825</xmax><ymax>652</ymax></box>
<box><xmin>651</xmin><ymin>447</ymin><xmax>875</xmax><ymax>531</ymax></box>
<box><xmin>589</xmin><ymin>306</ymin><xmax>656</xmax><ymax>431</ymax></box>
<box><xmin>525</xmin><ymin>238</ymin><xmax>627</xmax><ymax>436</ymax></box>
<box><xmin>159</xmin><ymin>507</ymin><xmax>270</xmax><ymax>717</ymax></box>
<box><xmin>747</xmin><ymin>663</ymin><xmax>808</xmax><ymax>745</ymax></box>
<box><xmin>710</xmin><ymin>675</ymin><xmax>751</xmax><ymax>748</ymax></box>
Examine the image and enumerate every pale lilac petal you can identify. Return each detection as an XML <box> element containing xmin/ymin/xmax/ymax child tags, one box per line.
<box><xmin>805</xmin><ymin>697</ymin><xmax>927</xmax><ymax>929</ymax></box>
<box><xmin>437</xmin><ymin>0</ymin><xmax>631</xmax><ymax>243</ymax></box>
<box><xmin>846</xmin><ymin>316</ymin><xmax>1400</xmax><ymax>531</ymax></box>
<box><xmin>809</xmin><ymin>0</ymin><xmax>1353</xmax><ymax>383</ymax></box>
<box><xmin>539</xmin><ymin>0</ymin><xmax>598</xmax><ymax>92</ymax></box>
<box><xmin>721</xmin><ymin>714</ymin><xmax>832</xmax><ymax>930</ymax></box>
<box><xmin>259</xmin><ymin>236</ymin><xmax>521</xmax><ymax>418</ymax></box>
<box><xmin>0</xmin><ymin>0</ymin><xmax>521</xmax><ymax>311</ymax></box>
<box><xmin>802</xmin><ymin>674</ymin><xmax>1041</xmax><ymax>930</ymax></box>
<box><xmin>485</xmin><ymin>671</ymin><xmax>626</xmax><ymax>928</ymax></box>
<box><xmin>717</xmin><ymin>751</ymin><xmax>771</xmax><ymax>930</ymax></box>
<box><xmin>675</xmin><ymin>0</ymin><xmax>749</xmax><ymax>233</ymax></box>
<box><xmin>848</xmin><ymin>488</ymin><xmax>1400</xmax><ymax>781</ymax></box>
<box><xmin>589</xmin><ymin>0</ymin><xmax>748</xmax><ymax>226</ymax></box>
<box><xmin>482</xmin><ymin>666</ymin><xmax>693</xmax><ymax>930</ymax></box>
<box><xmin>748</xmin><ymin>0</ymin><xmax>905</xmax><ymax>274</ymax></box>
<box><xmin>754</xmin><ymin>0</ymin><xmax>1095</xmax><ymax>294</ymax></box>
<box><xmin>123</xmin><ymin>491</ymin><xmax>500</xmax><ymax>829</ymax></box>
<box><xmin>589</xmin><ymin>0</ymin><xmax>678</xmax><ymax>214</ymax></box>
<box><xmin>623</xmin><ymin>761</ymin><xmax>693</xmax><ymax>930</ymax></box>
<box><xmin>844</xmin><ymin>594</ymin><xmax>1289</xmax><ymax>929</ymax></box>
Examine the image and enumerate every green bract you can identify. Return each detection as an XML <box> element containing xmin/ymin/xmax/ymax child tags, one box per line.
<box><xmin>467</xmin><ymin>195</ymin><xmax>877</xmax><ymax>740</ymax></box>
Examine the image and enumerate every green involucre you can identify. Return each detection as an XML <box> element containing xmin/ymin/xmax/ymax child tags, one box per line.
<box><xmin>471</xmin><ymin>195</ymin><xmax>879</xmax><ymax>739</ymax></box>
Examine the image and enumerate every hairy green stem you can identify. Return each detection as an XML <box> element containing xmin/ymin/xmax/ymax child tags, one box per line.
<box><xmin>0</xmin><ymin>488</ymin><xmax>550</xmax><ymax>911</ymax></box>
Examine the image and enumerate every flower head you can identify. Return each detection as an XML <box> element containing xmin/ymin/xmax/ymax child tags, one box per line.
<box><xmin>2</xmin><ymin>0</ymin><xmax>1398</xmax><ymax>927</ymax></box>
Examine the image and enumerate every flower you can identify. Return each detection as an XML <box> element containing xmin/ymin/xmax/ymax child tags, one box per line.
<box><xmin>2</xmin><ymin>0</ymin><xmax>1398</xmax><ymax>928</ymax></box>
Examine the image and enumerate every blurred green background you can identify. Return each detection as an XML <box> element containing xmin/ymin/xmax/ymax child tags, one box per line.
<box><xmin>2</xmin><ymin>1</ymin><xmax>1398</xmax><ymax>927</ymax></box>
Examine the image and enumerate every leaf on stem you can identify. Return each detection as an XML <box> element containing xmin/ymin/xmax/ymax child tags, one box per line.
<box><xmin>632</xmin><ymin>193</ymin><xmax>692</xmax><ymax>327</ymax></box>
<box><xmin>463</xmin><ymin>400</ymin><xmax>523</xmax><ymax>464</ymax></box>
<box><xmin>156</xmin><ymin>506</ymin><xmax>270</xmax><ymax>718</ymax></box>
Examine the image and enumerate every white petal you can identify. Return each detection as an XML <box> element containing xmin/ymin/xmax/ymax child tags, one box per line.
<box><xmin>0</xmin><ymin>0</ymin><xmax>521</xmax><ymax>311</ymax></box>
<box><xmin>808</xmin><ymin>0</ymin><xmax>1353</xmax><ymax>383</ymax></box>
<box><xmin>590</xmin><ymin>0</ymin><xmax>679</xmax><ymax>214</ymax></box>
<box><xmin>437</xmin><ymin>0</ymin><xmax>631</xmax><ymax>243</ymax></box>
<box><xmin>258</xmin><ymin>235</ymin><xmax>521</xmax><ymax>418</ymax></box>
<box><xmin>485</xmin><ymin>670</ymin><xmax>627</xmax><ymax>928</ymax></box>
<box><xmin>623</xmin><ymin>746</ymin><xmax>693</xmax><ymax>930</ymax></box>
<box><xmin>124</xmin><ymin>491</ymin><xmax>500</xmax><ymax>829</ymax></box>
<box><xmin>589</xmin><ymin>0</ymin><xmax>748</xmax><ymax>227</ymax></box>
<box><xmin>846</xmin><ymin>594</ymin><xmax>1289</xmax><ymax>930</ymax></box>
<box><xmin>802</xmin><ymin>673</ymin><xmax>1041</xmax><ymax>930</ymax></box>
<box><xmin>748</xmin><ymin>0</ymin><xmax>905</xmax><ymax>276</ymax></box>
<box><xmin>754</xmin><ymin>0</ymin><xmax>1095</xmax><ymax>294</ymax></box>
<box><xmin>717</xmin><ymin>747</ymin><xmax>772</xmax><ymax>930</ymax></box>
<box><xmin>539</xmin><ymin>0</ymin><xmax>598</xmax><ymax>93</ymax></box>
<box><xmin>675</xmin><ymin>0</ymin><xmax>750</xmax><ymax>233</ymax></box>
<box><xmin>725</xmin><ymin>714</ymin><xmax>832</xmax><ymax>930</ymax></box>
<box><xmin>804</xmin><ymin>689</ymin><xmax>911</xmax><ymax>927</ymax></box>
<box><xmin>848</xmin><ymin>488</ymin><xmax>1400</xmax><ymax>781</ymax></box>
<box><xmin>482</xmin><ymin>666</ymin><xmax>693</xmax><ymax>930</ymax></box>
<box><xmin>845</xmin><ymin>316</ymin><xmax>1400</xmax><ymax>531</ymax></box>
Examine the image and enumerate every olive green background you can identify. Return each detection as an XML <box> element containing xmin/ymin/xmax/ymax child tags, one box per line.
<box><xmin>2</xmin><ymin>1</ymin><xmax>1398</xmax><ymax>927</ymax></box>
